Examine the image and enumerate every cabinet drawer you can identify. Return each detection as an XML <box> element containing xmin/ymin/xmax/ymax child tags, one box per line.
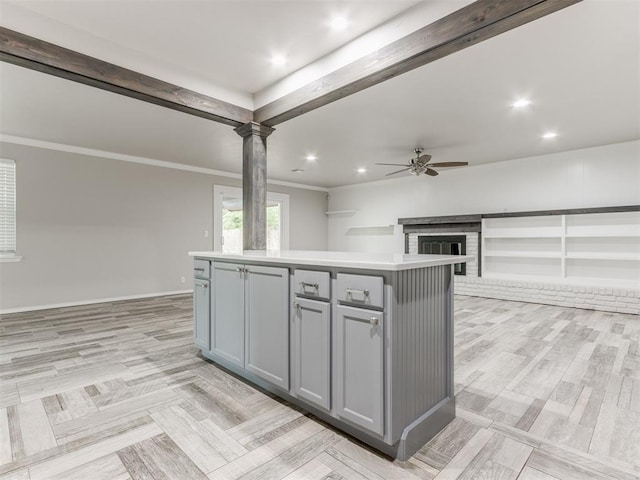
<box><xmin>193</xmin><ymin>259</ymin><xmax>211</xmax><ymax>279</ymax></box>
<box><xmin>294</xmin><ymin>269</ymin><xmax>330</xmax><ymax>300</ymax></box>
<box><xmin>336</xmin><ymin>273</ymin><xmax>383</xmax><ymax>309</ymax></box>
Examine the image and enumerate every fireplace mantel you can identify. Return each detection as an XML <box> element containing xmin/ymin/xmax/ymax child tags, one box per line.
<box><xmin>399</xmin><ymin>214</ymin><xmax>481</xmax><ymax>234</ymax></box>
<box><xmin>399</xmin><ymin>206</ymin><xmax>640</xmax><ymax>234</ymax></box>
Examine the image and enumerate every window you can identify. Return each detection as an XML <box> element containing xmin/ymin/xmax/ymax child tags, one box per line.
<box><xmin>0</xmin><ymin>159</ymin><xmax>17</xmax><ymax>260</ymax></box>
<box><xmin>213</xmin><ymin>185</ymin><xmax>289</xmax><ymax>252</ymax></box>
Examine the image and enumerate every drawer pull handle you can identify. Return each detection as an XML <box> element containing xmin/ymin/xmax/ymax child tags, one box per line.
<box><xmin>300</xmin><ymin>281</ymin><xmax>319</xmax><ymax>291</ymax></box>
<box><xmin>369</xmin><ymin>317</ymin><xmax>379</xmax><ymax>326</ymax></box>
<box><xmin>197</xmin><ymin>283</ymin><xmax>208</xmax><ymax>288</ymax></box>
<box><xmin>345</xmin><ymin>288</ymin><xmax>369</xmax><ymax>298</ymax></box>
<box><xmin>194</xmin><ymin>267</ymin><xmax>205</xmax><ymax>272</ymax></box>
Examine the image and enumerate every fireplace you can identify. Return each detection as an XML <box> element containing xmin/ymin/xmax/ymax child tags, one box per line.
<box><xmin>419</xmin><ymin>235</ymin><xmax>467</xmax><ymax>275</ymax></box>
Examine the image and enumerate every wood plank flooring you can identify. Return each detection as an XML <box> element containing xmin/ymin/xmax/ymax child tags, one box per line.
<box><xmin>1</xmin><ymin>294</ymin><xmax>639</xmax><ymax>479</ymax></box>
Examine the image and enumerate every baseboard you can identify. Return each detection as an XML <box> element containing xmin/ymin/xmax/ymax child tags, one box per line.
<box><xmin>0</xmin><ymin>290</ymin><xmax>193</xmax><ymax>314</ymax></box>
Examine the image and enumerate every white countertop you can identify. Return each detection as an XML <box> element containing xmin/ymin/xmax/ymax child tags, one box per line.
<box><xmin>189</xmin><ymin>250</ymin><xmax>474</xmax><ymax>272</ymax></box>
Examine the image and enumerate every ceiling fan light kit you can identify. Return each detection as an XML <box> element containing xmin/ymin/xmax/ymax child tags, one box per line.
<box><xmin>376</xmin><ymin>147</ymin><xmax>469</xmax><ymax>177</ymax></box>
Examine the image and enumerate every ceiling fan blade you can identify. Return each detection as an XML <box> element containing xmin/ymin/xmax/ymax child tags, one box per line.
<box><xmin>426</xmin><ymin>162</ymin><xmax>469</xmax><ymax>167</ymax></box>
<box><xmin>416</xmin><ymin>154</ymin><xmax>432</xmax><ymax>163</ymax></box>
<box><xmin>385</xmin><ymin>167</ymin><xmax>412</xmax><ymax>176</ymax></box>
<box><xmin>376</xmin><ymin>163</ymin><xmax>411</xmax><ymax>166</ymax></box>
<box><xmin>425</xmin><ymin>168</ymin><xmax>439</xmax><ymax>176</ymax></box>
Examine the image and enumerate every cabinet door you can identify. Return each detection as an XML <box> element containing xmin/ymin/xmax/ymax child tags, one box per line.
<box><xmin>193</xmin><ymin>279</ymin><xmax>210</xmax><ymax>351</ymax></box>
<box><xmin>293</xmin><ymin>297</ymin><xmax>330</xmax><ymax>410</ymax></box>
<box><xmin>245</xmin><ymin>265</ymin><xmax>289</xmax><ymax>389</ymax></box>
<box><xmin>336</xmin><ymin>305</ymin><xmax>384</xmax><ymax>435</ymax></box>
<box><xmin>212</xmin><ymin>262</ymin><xmax>245</xmax><ymax>367</ymax></box>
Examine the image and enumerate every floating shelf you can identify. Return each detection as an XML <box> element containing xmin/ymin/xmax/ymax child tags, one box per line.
<box><xmin>346</xmin><ymin>225</ymin><xmax>395</xmax><ymax>235</ymax></box>
<box><xmin>347</xmin><ymin>225</ymin><xmax>395</xmax><ymax>230</ymax></box>
<box><xmin>325</xmin><ymin>210</ymin><xmax>357</xmax><ymax>215</ymax></box>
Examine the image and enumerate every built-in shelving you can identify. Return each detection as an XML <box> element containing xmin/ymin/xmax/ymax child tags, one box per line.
<box><xmin>484</xmin><ymin>252</ymin><xmax>562</xmax><ymax>258</ymax></box>
<box><xmin>483</xmin><ymin>234</ymin><xmax>561</xmax><ymax>239</ymax></box>
<box><xmin>565</xmin><ymin>253</ymin><xmax>640</xmax><ymax>261</ymax></box>
<box><xmin>482</xmin><ymin>211</ymin><xmax>640</xmax><ymax>288</ymax></box>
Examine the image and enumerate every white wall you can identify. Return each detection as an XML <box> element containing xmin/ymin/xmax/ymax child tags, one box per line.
<box><xmin>327</xmin><ymin>141</ymin><xmax>640</xmax><ymax>252</ymax></box>
<box><xmin>0</xmin><ymin>142</ymin><xmax>327</xmax><ymax>311</ymax></box>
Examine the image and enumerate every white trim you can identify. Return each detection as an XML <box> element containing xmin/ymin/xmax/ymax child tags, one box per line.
<box><xmin>0</xmin><ymin>289</ymin><xmax>192</xmax><ymax>314</ymax></box>
<box><xmin>0</xmin><ymin>255</ymin><xmax>23</xmax><ymax>263</ymax></box>
<box><xmin>0</xmin><ymin>134</ymin><xmax>329</xmax><ymax>192</ymax></box>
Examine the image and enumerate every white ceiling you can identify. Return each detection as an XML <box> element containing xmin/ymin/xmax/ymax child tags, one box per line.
<box><xmin>0</xmin><ymin>0</ymin><xmax>424</xmax><ymax>105</ymax></box>
<box><xmin>0</xmin><ymin>0</ymin><xmax>638</xmax><ymax>188</ymax></box>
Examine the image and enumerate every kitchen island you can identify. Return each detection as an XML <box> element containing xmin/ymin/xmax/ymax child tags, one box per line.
<box><xmin>189</xmin><ymin>250</ymin><xmax>472</xmax><ymax>460</ymax></box>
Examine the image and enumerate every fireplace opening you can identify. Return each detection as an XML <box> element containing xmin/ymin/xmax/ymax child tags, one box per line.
<box><xmin>418</xmin><ymin>235</ymin><xmax>466</xmax><ymax>275</ymax></box>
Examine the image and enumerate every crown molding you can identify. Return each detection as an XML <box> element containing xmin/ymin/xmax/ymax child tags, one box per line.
<box><xmin>0</xmin><ymin>134</ymin><xmax>329</xmax><ymax>192</ymax></box>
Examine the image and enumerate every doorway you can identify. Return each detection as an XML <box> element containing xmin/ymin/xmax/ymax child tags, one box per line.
<box><xmin>213</xmin><ymin>185</ymin><xmax>289</xmax><ymax>252</ymax></box>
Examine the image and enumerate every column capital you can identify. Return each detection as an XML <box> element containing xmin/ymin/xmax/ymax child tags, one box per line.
<box><xmin>234</xmin><ymin>121</ymin><xmax>275</xmax><ymax>139</ymax></box>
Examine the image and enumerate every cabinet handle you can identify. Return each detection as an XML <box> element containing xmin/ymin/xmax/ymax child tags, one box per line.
<box><xmin>194</xmin><ymin>267</ymin><xmax>205</xmax><ymax>272</ymax></box>
<box><xmin>197</xmin><ymin>283</ymin><xmax>208</xmax><ymax>288</ymax></box>
<box><xmin>345</xmin><ymin>288</ymin><xmax>369</xmax><ymax>297</ymax></box>
<box><xmin>236</xmin><ymin>266</ymin><xmax>244</xmax><ymax>273</ymax></box>
<box><xmin>369</xmin><ymin>317</ymin><xmax>379</xmax><ymax>326</ymax></box>
<box><xmin>293</xmin><ymin>302</ymin><xmax>300</xmax><ymax>309</ymax></box>
<box><xmin>300</xmin><ymin>281</ymin><xmax>319</xmax><ymax>291</ymax></box>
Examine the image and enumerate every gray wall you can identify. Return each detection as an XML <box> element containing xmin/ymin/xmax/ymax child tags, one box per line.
<box><xmin>0</xmin><ymin>142</ymin><xmax>328</xmax><ymax>311</ymax></box>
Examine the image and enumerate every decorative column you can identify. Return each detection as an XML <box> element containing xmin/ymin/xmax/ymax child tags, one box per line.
<box><xmin>234</xmin><ymin>121</ymin><xmax>275</xmax><ymax>250</ymax></box>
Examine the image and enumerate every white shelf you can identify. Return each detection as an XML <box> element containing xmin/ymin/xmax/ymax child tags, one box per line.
<box><xmin>483</xmin><ymin>233</ymin><xmax>561</xmax><ymax>239</ymax></box>
<box><xmin>484</xmin><ymin>252</ymin><xmax>562</xmax><ymax>259</ymax></box>
<box><xmin>565</xmin><ymin>253</ymin><xmax>640</xmax><ymax>261</ymax></box>
<box><xmin>325</xmin><ymin>210</ymin><xmax>357</xmax><ymax>215</ymax></box>
<box><xmin>347</xmin><ymin>224</ymin><xmax>394</xmax><ymax>229</ymax></box>
<box><xmin>565</xmin><ymin>232</ymin><xmax>640</xmax><ymax>238</ymax></box>
<box><xmin>481</xmin><ymin>211</ymin><xmax>640</xmax><ymax>288</ymax></box>
<box><xmin>346</xmin><ymin>225</ymin><xmax>395</xmax><ymax>233</ymax></box>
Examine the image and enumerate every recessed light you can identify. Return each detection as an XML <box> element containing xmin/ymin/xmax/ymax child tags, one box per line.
<box><xmin>356</xmin><ymin>167</ymin><xmax>367</xmax><ymax>174</ymax></box>
<box><xmin>271</xmin><ymin>54</ymin><xmax>287</xmax><ymax>66</ymax></box>
<box><xmin>291</xmin><ymin>168</ymin><xmax>304</xmax><ymax>173</ymax></box>
<box><xmin>512</xmin><ymin>98</ymin><xmax>531</xmax><ymax>108</ymax></box>
<box><xmin>330</xmin><ymin>15</ymin><xmax>349</xmax><ymax>31</ymax></box>
<box><xmin>541</xmin><ymin>131</ymin><xmax>558</xmax><ymax>139</ymax></box>
<box><xmin>305</xmin><ymin>154</ymin><xmax>317</xmax><ymax>162</ymax></box>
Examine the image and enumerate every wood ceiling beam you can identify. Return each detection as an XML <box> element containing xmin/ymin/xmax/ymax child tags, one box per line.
<box><xmin>0</xmin><ymin>27</ymin><xmax>253</xmax><ymax>128</ymax></box>
<box><xmin>254</xmin><ymin>0</ymin><xmax>582</xmax><ymax>127</ymax></box>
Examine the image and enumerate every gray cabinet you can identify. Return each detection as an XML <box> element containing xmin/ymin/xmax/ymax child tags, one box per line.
<box><xmin>193</xmin><ymin>278</ymin><xmax>210</xmax><ymax>350</ymax></box>
<box><xmin>336</xmin><ymin>305</ymin><xmax>384</xmax><ymax>436</ymax></box>
<box><xmin>211</xmin><ymin>262</ymin><xmax>245</xmax><ymax>367</ymax></box>
<box><xmin>292</xmin><ymin>297</ymin><xmax>330</xmax><ymax>410</ymax></box>
<box><xmin>245</xmin><ymin>265</ymin><xmax>289</xmax><ymax>389</ymax></box>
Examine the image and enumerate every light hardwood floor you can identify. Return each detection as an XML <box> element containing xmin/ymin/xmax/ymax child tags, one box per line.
<box><xmin>1</xmin><ymin>294</ymin><xmax>639</xmax><ymax>479</ymax></box>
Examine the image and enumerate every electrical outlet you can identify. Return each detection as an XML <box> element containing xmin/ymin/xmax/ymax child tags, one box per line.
<box><xmin>204</xmin><ymin>230</ymin><xmax>209</xmax><ymax>238</ymax></box>
<box><xmin>180</xmin><ymin>276</ymin><xmax>186</xmax><ymax>284</ymax></box>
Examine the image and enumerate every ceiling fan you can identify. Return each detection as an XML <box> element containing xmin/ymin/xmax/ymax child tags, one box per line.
<box><xmin>376</xmin><ymin>148</ymin><xmax>468</xmax><ymax>177</ymax></box>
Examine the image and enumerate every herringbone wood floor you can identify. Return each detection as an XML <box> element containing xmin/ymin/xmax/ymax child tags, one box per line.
<box><xmin>0</xmin><ymin>294</ymin><xmax>639</xmax><ymax>479</ymax></box>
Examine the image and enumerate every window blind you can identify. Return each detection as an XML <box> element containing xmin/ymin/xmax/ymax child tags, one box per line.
<box><xmin>0</xmin><ymin>159</ymin><xmax>16</xmax><ymax>254</ymax></box>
